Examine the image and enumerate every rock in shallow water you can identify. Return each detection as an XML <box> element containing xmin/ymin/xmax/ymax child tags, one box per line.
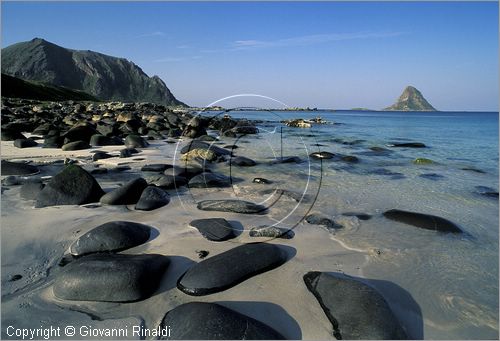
<box><xmin>35</xmin><ymin>165</ymin><xmax>104</xmax><ymax>207</ymax></box>
<box><xmin>159</xmin><ymin>302</ymin><xmax>285</xmax><ymax>340</ymax></box>
<box><xmin>177</xmin><ymin>243</ymin><xmax>289</xmax><ymax>296</ymax></box>
<box><xmin>303</xmin><ymin>271</ymin><xmax>407</xmax><ymax>340</ymax></box>
<box><xmin>100</xmin><ymin>178</ymin><xmax>147</xmax><ymax>205</ymax></box>
<box><xmin>53</xmin><ymin>253</ymin><xmax>169</xmax><ymax>302</ymax></box>
<box><xmin>305</xmin><ymin>214</ymin><xmax>343</xmax><ymax>230</ymax></box>
<box><xmin>135</xmin><ymin>186</ymin><xmax>171</xmax><ymax>210</ymax></box>
<box><xmin>383</xmin><ymin>209</ymin><xmax>462</xmax><ymax>233</ymax></box>
<box><xmin>188</xmin><ymin>172</ymin><xmax>231</xmax><ymax>188</ymax></box>
<box><xmin>231</xmin><ymin>156</ymin><xmax>257</xmax><ymax>166</ymax></box>
<box><xmin>70</xmin><ymin>221</ymin><xmax>152</xmax><ymax>256</ymax></box>
<box><xmin>189</xmin><ymin>218</ymin><xmax>236</xmax><ymax>241</ymax></box>
<box><xmin>197</xmin><ymin>200</ymin><xmax>267</xmax><ymax>214</ymax></box>
<box><xmin>249</xmin><ymin>225</ymin><xmax>294</xmax><ymax>239</ymax></box>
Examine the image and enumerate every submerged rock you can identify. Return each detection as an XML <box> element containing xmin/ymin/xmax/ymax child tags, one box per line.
<box><xmin>231</xmin><ymin>156</ymin><xmax>257</xmax><ymax>166</ymax></box>
<box><xmin>253</xmin><ymin>177</ymin><xmax>272</xmax><ymax>184</ymax></box>
<box><xmin>413</xmin><ymin>158</ymin><xmax>434</xmax><ymax>165</ymax></box>
<box><xmin>197</xmin><ymin>199</ymin><xmax>267</xmax><ymax>214</ymax></box>
<box><xmin>159</xmin><ymin>302</ymin><xmax>285</xmax><ymax>340</ymax></box>
<box><xmin>189</xmin><ymin>218</ymin><xmax>236</xmax><ymax>241</ymax></box>
<box><xmin>35</xmin><ymin>165</ymin><xmax>104</xmax><ymax>207</ymax></box>
<box><xmin>305</xmin><ymin>214</ymin><xmax>342</xmax><ymax>230</ymax></box>
<box><xmin>70</xmin><ymin>221</ymin><xmax>152</xmax><ymax>256</ymax></box>
<box><xmin>303</xmin><ymin>271</ymin><xmax>407</xmax><ymax>340</ymax></box>
<box><xmin>383</xmin><ymin>209</ymin><xmax>462</xmax><ymax>233</ymax></box>
<box><xmin>135</xmin><ymin>186</ymin><xmax>171</xmax><ymax>211</ymax></box>
<box><xmin>388</xmin><ymin>142</ymin><xmax>426</xmax><ymax>148</ymax></box>
<box><xmin>310</xmin><ymin>151</ymin><xmax>335</xmax><ymax>159</ymax></box>
<box><xmin>419</xmin><ymin>173</ymin><xmax>445</xmax><ymax>180</ymax></box>
<box><xmin>177</xmin><ymin>243</ymin><xmax>289</xmax><ymax>296</ymax></box>
<box><xmin>474</xmin><ymin>186</ymin><xmax>499</xmax><ymax>199</ymax></box>
<box><xmin>188</xmin><ymin>172</ymin><xmax>231</xmax><ymax>188</ymax></box>
<box><xmin>342</xmin><ymin>212</ymin><xmax>372</xmax><ymax>220</ymax></box>
<box><xmin>53</xmin><ymin>253</ymin><xmax>169</xmax><ymax>302</ymax></box>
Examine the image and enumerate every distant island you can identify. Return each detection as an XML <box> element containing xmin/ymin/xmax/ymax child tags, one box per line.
<box><xmin>384</xmin><ymin>86</ymin><xmax>437</xmax><ymax>111</ymax></box>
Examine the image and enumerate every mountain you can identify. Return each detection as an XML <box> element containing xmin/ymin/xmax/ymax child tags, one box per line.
<box><xmin>384</xmin><ymin>86</ymin><xmax>437</xmax><ymax>111</ymax></box>
<box><xmin>1</xmin><ymin>38</ymin><xmax>186</xmax><ymax>106</ymax></box>
<box><xmin>2</xmin><ymin>73</ymin><xmax>98</xmax><ymax>101</ymax></box>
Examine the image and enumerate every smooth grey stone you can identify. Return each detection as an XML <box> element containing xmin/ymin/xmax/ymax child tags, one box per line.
<box><xmin>197</xmin><ymin>200</ymin><xmax>267</xmax><ymax>214</ymax></box>
<box><xmin>89</xmin><ymin>134</ymin><xmax>123</xmax><ymax>146</ymax></box>
<box><xmin>159</xmin><ymin>302</ymin><xmax>285</xmax><ymax>340</ymax></box>
<box><xmin>124</xmin><ymin>134</ymin><xmax>149</xmax><ymax>148</ymax></box>
<box><xmin>383</xmin><ymin>209</ymin><xmax>462</xmax><ymax>233</ymax></box>
<box><xmin>231</xmin><ymin>156</ymin><xmax>256</xmax><ymax>166</ymax></box>
<box><xmin>135</xmin><ymin>186</ymin><xmax>170</xmax><ymax>211</ymax></box>
<box><xmin>305</xmin><ymin>214</ymin><xmax>343</xmax><ymax>230</ymax></box>
<box><xmin>141</xmin><ymin>164</ymin><xmax>170</xmax><ymax>172</ymax></box>
<box><xmin>260</xmin><ymin>188</ymin><xmax>310</xmax><ymax>203</ymax></box>
<box><xmin>70</xmin><ymin>221</ymin><xmax>152</xmax><ymax>256</ymax></box>
<box><xmin>249</xmin><ymin>226</ymin><xmax>294</xmax><ymax>239</ymax></box>
<box><xmin>177</xmin><ymin>243</ymin><xmax>288</xmax><ymax>296</ymax></box>
<box><xmin>62</xmin><ymin>140</ymin><xmax>90</xmax><ymax>151</ymax></box>
<box><xmin>1</xmin><ymin>160</ymin><xmax>39</xmax><ymax>176</ymax></box>
<box><xmin>14</xmin><ymin>138</ymin><xmax>38</xmax><ymax>148</ymax></box>
<box><xmin>53</xmin><ymin>253</ymin><xmax>169</xmax><ymax>302</ymax></box>
<box><xmin>20</xmin><ymin>181</ymin><xmax>45</xmax><ymax>200</ymax></box>
<box><xmin>188</xmin><ymin>172</ymin><xmax>231</xmax><ymax>188</ymax></box>
<box><xmin>100</xmin><ymin>178</ymin><xmax>147</xmax><ymax>205</ymax></box>
<box><xmin>92</xmin><ymin>151</ymin><xmax>112</xmax><ymax>161</ymax></box>
<box><xmin>304</xmin><ymin>271</ymin><xmax>407</xmax><ymax>340</ymax></box>
<box><xmin>180</xmin><ymin>140</ymin><xmax>231</xmax><ymax>156</ymax></box>
<box><xmin>35</xmin><ymin>165</ymin><xmax>104</xmax><ymax>207</ymax></box>
<box><xmin>189</xmin><ymin>218</ymin><xmax>235</xmax><ymax>241</ymax></box>
<box><xmin>146</xmin><ymin>174</ymin><xmax>187</xmax><ymax>189</ymax></box>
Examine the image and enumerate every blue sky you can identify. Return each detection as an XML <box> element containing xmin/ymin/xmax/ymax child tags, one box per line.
<box><xmin>2</xmin><ymin>2</ymin><xmax>498</xmax><ymax>110</ymax></box>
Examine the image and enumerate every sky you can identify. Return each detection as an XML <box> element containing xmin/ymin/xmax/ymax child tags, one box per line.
<box><xmin>1</xmin><ymin>1</ymin><xmax>499</xmax><ymax>111</ymax></box>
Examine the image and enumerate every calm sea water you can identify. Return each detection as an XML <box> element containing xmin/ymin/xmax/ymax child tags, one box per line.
<box><xmin>199</xmin><ymin>110</ymin><xmax>499</xmax><ymax>339</ymax></box>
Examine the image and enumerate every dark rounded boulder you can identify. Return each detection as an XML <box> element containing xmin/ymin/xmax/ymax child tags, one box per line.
<box><xmin>177</xmin><ymin>243</ymin><xmax>289</xmax><ymax>296</ymax></box>
<box><xmin>1</xmin><ymin>160</ymin><xmax>39</xmax><ymax>176</ymax></box>
<box><xmin>14</xmin><ymin>138</ymin><xmax>38</xmax><ymax>148</ymax></box>
<box><xmin>159</xmin><ymin>302</ymin><xmax>285</xmax><ymax>340</ymax></box>
<box><xmin>92</xmin><ymin>151</ymin><xmax>113</xmax><ymax>161</ymax></box>
<box><xmin>35</xmin><ymin>165</ymin><xmax>104</xmax><ymax>207</ymax></box>
<box><xmin>90</xmin><ymin>134</ymin><xmax>123</xmax><ymax>146</ymax></box>
<box><xmin>305</xmin><ymin>214</ymin><xmax>343</xmax><ymax>230</ymax></box>
<box><xmin>124</xmin><ymin>134</ymin><xmax>149</xmax><ymax>148</ymax></box>
<box><xmin>231</xmin><ymin>156</ymin><xmax>257</xmax><ymax>166</ymax></box>
<box><xmin>53</xmin><ymin>253</ymin><xmax>169</xmax><ymax>302</ymax></box>
<box><xmin>2</xmin><ymin>129</ymin><xmax>26</xmax><ymax>141</ymax></box>
<box><xmin>135</xmin><ymin>186</ymin><xmax>171</xmax><ymax>211</ymax></box>
<box><xmin>100</xmin><ymin>178</ymin><xmax>148</xmax><ymax>205</ymax></box>
<box><xmin>303</xmin><ymin>271</ymin><xmax>407</xmax><ymax>340</ymax></box>
<box><xmin>146</xmin><ymin>174</ymin><xmax>187</xmax><ymax>189</ymax></box>
<box><xmin>63</xmin><ymin>124</ymin><xmax>97</xmax><ymax>143</ymax></box>
<box><xmin>188</xmin><ymin>172</ymin><xmax>231</xmax><ymax>188</ymax></box>
<box><xmin>141</xmin><ymin>164</ymin><xmax>171</xmax><ymax>172</ymax></box>
<box><xmin>70</xmin><ymin>221</ymin><xmax>152</xmax><ymax>256</ymax></box>
<box><xmin>20</xmin><ymin>181</ymin><xmax>45</xmax><ymax>200</ymax></box>
<box><xmin>189</xmin><ymin>218</ymin><xmax>236</xmax><ymax>241</ymax></box>
<box><xmin>62</xmin><ymin>140</ymin><xmax>91</xmax><ymax>151</ymax></box>
<box><xmin>383</xmin><ymin>209</ymin><xmax>462</xmax><ymax>233</ymax></box>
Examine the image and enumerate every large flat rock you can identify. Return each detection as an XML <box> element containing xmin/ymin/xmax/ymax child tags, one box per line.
<box><xmin>70</xmin><ymin>221</ymin><xmax>152</xmax><ymax>256</ymax></box>
<box><xmin>303</xmin><ymin>271</ymin><xmax>407</xmax><ymax>340</ymax></box>
<box><xmin>159</xmin><ymin>302</ymin><xmax>285</xmax><ymax>340</ymax></box>
<box><xmin>53</xmin><ymin>253</ymin><xmax>169</xmax><ymax>302</ymax></box>
<box><xmin>189</xmin><ymin>218</ymin><xmax>236</xmax><ymax>241</ymax></box>
<box><xmin>197</xmin><ymin>200</ymin><xmax>267</xmax><ymax>214</ymax></box>
<box><xmin>177</xmin><ymin>243</ymin><xmax>289</xmax><ymax>296</ymax></box>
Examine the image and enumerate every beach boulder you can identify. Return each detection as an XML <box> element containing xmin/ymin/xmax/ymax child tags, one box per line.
<box><xmin>188</xmin><ymin>172</ymin><xmax>231</xmax><ymax>188</ymax></box>
<box><xmin>53</xmin><ymin>253</ymin><xmax>169</xmax><ymax>302</ymax></box>
<box><xmin>13</xmin><ymin>138</ymin><xmax>38</xmax><ymax>148</ymax></box>
<box><xmin>124</xmin><ymin>134</ymin><xmax>149</xmax><ymax>148</ymax></box>
<box><xmin>35</xmin><ymin>165</ymin><xmax>104</xmax><ymax>207</ymax></box>
<box><xmin>100</xmin><ymin>178</ymin><xmax>148</xmax><ymax>205</ymax></box>
<box><xmin>189</xmin><ymin>218</ymin><xmax>236</xmax><ymax>241</ymax></box>
<box><xmin>177</xmin><ymin>243</ymin><xmax>288</xmax><ymax>296</ymax></box>
<box><xmin>383</xmin><ymin>209</ymin><xmax>462</xmax><ymax>233</ymax></box>
<box><xmin>304</xmin><ymin>271</ymin><xmax>407</xmax><ymax>340</ymax></box>
<box><xmin>70</xmin><ymin>221</ymin><xmax>152</xmax><ymax>256</ymax></box>
<box><xmin>61</xmin><ymin>140</ymin><xmax>90</xmax><ymax>151</ymax></box>
<box><xmin>159</xmin><ymin>302</ymin><xmax>285</xmax><ymax>340</ymax></box>
<box><xmin>231</xmin><ymin>156</ymin><xmax>257</xmax><ymax>166</ymax></box>
<box><xmin>135</xmin><ymin>186</ymin><xmax>171</xmax><ymax>211</ymax></box>
<box><xmin>1</xmin><ymin>160</ymin><xmax>39</xmax><ymax>176</ymax></box>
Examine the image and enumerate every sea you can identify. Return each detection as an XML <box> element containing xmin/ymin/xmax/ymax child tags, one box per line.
<box><xmin>198</xmin><ymin>109</ymin><xmax>499</xmax><ymax>339</ymax></box>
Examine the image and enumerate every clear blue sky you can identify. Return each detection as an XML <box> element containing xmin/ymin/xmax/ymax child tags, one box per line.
<box><xmin>2</xmin><ymin>2</ymin><xmax>498</xmax><ymax>110</ymax></box>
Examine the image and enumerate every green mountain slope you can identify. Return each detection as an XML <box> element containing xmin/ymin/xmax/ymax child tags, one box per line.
<box><xmin>2</xmin><ymin>73</ymin><xmax>98</xmax><ymax>101</ymax></box>
<box><xmin>384</xmin><ymin>86</ymin><xmax>437</xmax><ymax>111</ymax></box>
<box><xmin>1</xmin><ymin>38</ymin><xmax>186</xmax><ymax>106</ymax></box>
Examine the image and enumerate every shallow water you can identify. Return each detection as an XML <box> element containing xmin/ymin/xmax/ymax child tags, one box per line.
<box><xmin>199</xmin><ymin>110</ymin><xmax>499</xmax><ymax>339</ymax></box>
